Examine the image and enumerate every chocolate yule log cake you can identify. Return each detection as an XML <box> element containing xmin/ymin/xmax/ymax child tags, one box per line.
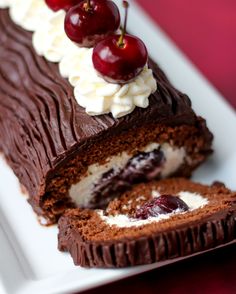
<box><xmin>58</xmin><ymin>179</ymin><xmax>236</xmax><ymax>268</ymax></box>
<box><xmin>0</xmin><ymin>1</ymin><xmax>213</xmax><ymax>224</ymax></box>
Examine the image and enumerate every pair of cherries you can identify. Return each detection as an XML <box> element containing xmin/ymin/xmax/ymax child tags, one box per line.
<box><xmin>45</xmin><ymin>0</ymin><xmax>148</xmax><ymax>84</ymax></box>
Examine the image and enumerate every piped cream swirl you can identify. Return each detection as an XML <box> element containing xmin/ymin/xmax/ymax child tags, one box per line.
<box><xmin>33</xmin><ymin>10</ymin><xmax>77</xmax><ymax>62</ymax></box>
<box><xmin>9</xmin><ymin>0</ymin><xmax>53</xmax><ymax>31</ymax></box>
<box><xmin>1</xmin><ymin>0</ymin><xmax>157</xmax><ymax>118</ymax></box>
<box><xmin>0</xmin><ymin>0</ymin><xmax>9</xmax><ymax>8</ymax></box>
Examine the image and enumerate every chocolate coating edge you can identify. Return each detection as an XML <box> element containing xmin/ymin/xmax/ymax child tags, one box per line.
<box><xmin>58</xmin><ymin>210</ymin><xmax>236</xmax><ymax>268</ymax></box>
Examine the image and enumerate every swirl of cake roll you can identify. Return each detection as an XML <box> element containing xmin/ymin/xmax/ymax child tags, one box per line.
<box><xmin>58</xmin><ymin>179</ymin><xmax>236</xmax><ymax>268</ymax></box>
<box><xmin>0</xmin><ymin>4</ymin><xmax>213</xmax><ymax>225</ymax></box>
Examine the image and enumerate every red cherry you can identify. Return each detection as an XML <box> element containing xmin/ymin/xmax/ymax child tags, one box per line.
<box><xmin>64</xmin><ymin>0</ymin><xmax>120</xmax><ymax>48</ymax></box>
<box><xmin>45</xmin><ymin>0</ymin><xmax>82</xmax><ymax>11</ymax></box>
<box><xmin>136</xmin><ymin>195</ymin><xmax>189</xmax><ymax>220</ymax></box>
<box><xmin>92</xmin><ymin>34</ymin><xmax>148</xmax><ymax>83</ymax></box>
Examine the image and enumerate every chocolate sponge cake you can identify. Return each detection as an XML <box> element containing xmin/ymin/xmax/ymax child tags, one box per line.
<box><xmin>0</xmin><ymin>6</ymin><xmax>213</xmax><ymax>225</ymax></box>
<box><xmin>58</xmin><ymin>179</ymin><xmax>236</xmax><ymax>268</ymax></box>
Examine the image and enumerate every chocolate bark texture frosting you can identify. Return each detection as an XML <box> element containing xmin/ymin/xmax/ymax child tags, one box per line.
<box><xmin>0</xmin><ymin>9</ymin><xmax>213</xmax><ymax>224</ymax></box>
<box><xmin>58</xmin><ymin>179</ymin><xmax>236</xmax><ymax>268</ymax></box>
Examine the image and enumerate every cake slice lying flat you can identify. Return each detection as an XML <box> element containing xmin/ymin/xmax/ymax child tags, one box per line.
<box><xmin>58</xmin><ymin>179</ymin><xmax>236</xmax><ymax>268</ymax></box>
<box><xmin>0</xmin><ymin>8</ymin><xmax>212</xmax><ymax>225</ymax></box>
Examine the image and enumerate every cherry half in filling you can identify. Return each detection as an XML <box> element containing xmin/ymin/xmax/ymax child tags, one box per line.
<box><xmin>45</xmin><ymin>0</ymin><xmax>82</xmax><ymax>11</ymax></box>
<box><xmin>90</xmin><ymin>148</ymin><xmax>165</xmax><ymax>208</ymax></box>
<box><xmin>64</xmin><ymin>0</ymin><xmax>120</xmax><ymax>47</ymax></box>
<box><xmin>121</xmin><ymin>150</ymin><xmax>165</xmax><ymax>183</ymax></box>
<box><xmin>135</xmin><ymin>195</ymin><xmax>189</xmax><ymax>220</ymax></box>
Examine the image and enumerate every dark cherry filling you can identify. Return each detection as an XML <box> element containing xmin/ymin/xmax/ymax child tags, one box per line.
<box><xmin>121</xmin><ymin>149</ymin><xmax>165</xmax><ymax>183</ymax></box>
<box><xmin>89</xmin><ymin>148</ymin><xmax>165</xmax><ymax>208</ymax></box>
<box><xmin>135</xmin><ymin>195</ymin><xmax>189</xmax><ymax>220</ymax></box>
<box><xmin>91</xmin><ymin>169</ymin><xmax>130</xmax><ymax>208</ymax></box>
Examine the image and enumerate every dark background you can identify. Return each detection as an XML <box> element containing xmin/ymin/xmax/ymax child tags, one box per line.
<box><xmin>137</xmin><ymin>0</ymin><xmax>236</xmax><ymax>109</ymax></box>
<box><xmin>83</xmin><ymin>244</ymin><xmax>236</xmax><ymax>294</ymax></box>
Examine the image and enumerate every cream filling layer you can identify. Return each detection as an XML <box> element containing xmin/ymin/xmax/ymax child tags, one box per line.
<box><xmin>69</xmin><ymin>143</ymin><xmax>186</xmax><ymax>207</ymax></box>
<box><xmin>1</xmin><ymin>0</ymin><xmax>157</xmax><ymax>118</ymax></box>
<box><xmin>98</xmin><ymin>191</ymin><xmax>209</xmax><ymax>228</ymax></box>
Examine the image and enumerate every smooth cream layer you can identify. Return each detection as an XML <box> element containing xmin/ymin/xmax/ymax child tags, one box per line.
<box><xmin>98</xmin><ymin>191</ymin><xmax>209</xmax><ymax>228</ymax></box>
<box><xmin>69</xmin><ymin>143</ymin><xmax>186</xmax><ymax>207</ymax></box>
<box><xmin>1</xmin><ymin>0</ymin><xmax>157</xmax><ymax>118</ymax></box>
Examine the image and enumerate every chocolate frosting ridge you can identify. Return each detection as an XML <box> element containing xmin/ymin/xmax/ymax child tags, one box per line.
<box><xmin>58</xmin><ymin>208</ymin><xmax>236</xmax><ymax>268</ymax></box>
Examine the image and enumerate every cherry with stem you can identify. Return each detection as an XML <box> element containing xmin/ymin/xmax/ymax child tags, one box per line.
<box><xmin>92</xmin><ymin>1</ymin><xmax>148</xmax><ymax>84</ymax></box>
<box><xmin>117</xmin><ymin>1</ymin><xmax>129</xmax><ymax>48</ymax></box>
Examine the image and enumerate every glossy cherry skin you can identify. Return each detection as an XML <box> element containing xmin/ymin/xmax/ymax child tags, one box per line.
<box><xmin>135</xmin><ymin>195</ymin><xmax>189</xmax><ymax>220</ymax></box>
<box><xmin>92</xmin><ymin>34</ymin><xmax>148</xmax><ymax>83</ymax></box>
<box><xmin>45</xmin><ymin>0</ymin><xmax>82</xmax><ymax>11</ymax></box>
<box><xmin>64</xmin><ymin>0</ymin><xmax>120</xmax><ymax>48</ymax></box>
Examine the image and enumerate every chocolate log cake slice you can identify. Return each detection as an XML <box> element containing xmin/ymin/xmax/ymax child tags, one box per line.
<box><xmin>0</xmin><ymin>8</ymin><xmax>212</xmax><ymax>224</ymax></box>
<box><xmin>58</xmin><ymin>179</ymin><xmax>236</xmax><ymax>268</ymax></box>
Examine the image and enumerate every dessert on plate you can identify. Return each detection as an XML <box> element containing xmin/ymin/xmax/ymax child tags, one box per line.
<box><xmin>0</xmin><ymin>0</ymin><xmax>213</xmax><ymax>225</ymax></box>
<box><xmin>58</xmin><ymin>178</ymin><xmax>236</xmax><ymax>268</ymax></box>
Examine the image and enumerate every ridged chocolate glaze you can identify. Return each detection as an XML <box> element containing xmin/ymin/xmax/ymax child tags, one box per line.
<box><xmin>0</xmin><ymin>10</ymin><xmax>212</xmax><ymax>222</ymax></box>
<box><xmin>58</xmin><ymin>181</ymin><xmax>236</xmax><ymax>268</ymax></box>
<box><xmin>60</xmin><ymin>215</ymin><xmax>236</xmax><ymax>268</ymax></box>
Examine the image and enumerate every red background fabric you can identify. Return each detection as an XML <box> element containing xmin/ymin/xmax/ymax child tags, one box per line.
<box><xmin>84</xmin><ymin>1</ymin><xmax>236</xmax><ymax>293</ymax></box>
<box><xmin>136</xmin><ymin>0</ymin><xmax>236</xmax><ymax>109</ymax></box>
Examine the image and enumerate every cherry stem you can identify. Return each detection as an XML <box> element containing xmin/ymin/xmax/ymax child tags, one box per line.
<box><xmin>84</xmin><ymin>0</ymin><xmax>92</xmax><ymax>11</ymax></box>
<box><xmin>117</xmin><ymin>1</ymin><xmax>129</xmax><ymax>48</ymax></box>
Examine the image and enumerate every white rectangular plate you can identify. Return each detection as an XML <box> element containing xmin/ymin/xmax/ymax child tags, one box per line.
<box><xmin>0</xmin><ymin>1</ymin><xmax>236</xmax><ymax>294</ymax></box>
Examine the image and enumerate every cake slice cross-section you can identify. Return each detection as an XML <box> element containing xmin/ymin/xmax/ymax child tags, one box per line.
<box><xmin>0</xmin><ymin>8</ymin><xmax>213</xmax><ymax>224</ymax></box>
<box><xmin>58</xmin><ymin>178</ymin><xmax>236</xmax><ymax>267</ymax></box>
<box><xmin>58</xmin><ymin>179</ymin><xmax>236</xmax><ymax>268</ymax></box>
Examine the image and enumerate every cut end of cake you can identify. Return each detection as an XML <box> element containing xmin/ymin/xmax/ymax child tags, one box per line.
<box><xmin>58</xmin><ymin>178</ymin><xmax>236</xmax><ymax>268</ymax></box>
<box><xmin>42</xmin><ymin>118</ymin><xmax>213</xmax><ymax>225</ymax></box>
